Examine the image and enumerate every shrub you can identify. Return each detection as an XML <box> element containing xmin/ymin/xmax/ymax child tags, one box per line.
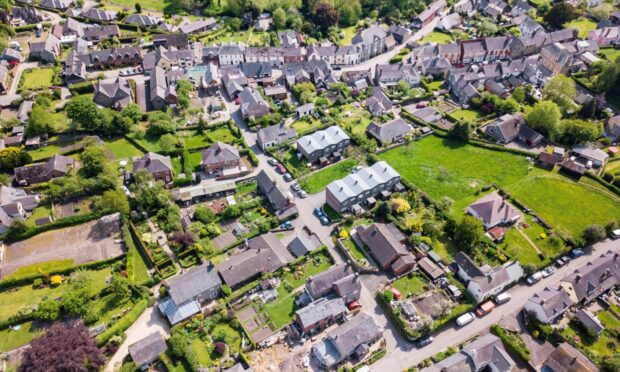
<box><xmin>214</xmin><ymin>341</ymin><xmax>227</xmax><ymax>355</ymax></box>
<box><xmin>490</xmin><ymin>325</ymin><xmax>530</xmax><ymax>361</ymax></box>
<box><xmin>96</xmin><ymin>299</ymin><xmax>148</xmax><ymax>346</ymax></box>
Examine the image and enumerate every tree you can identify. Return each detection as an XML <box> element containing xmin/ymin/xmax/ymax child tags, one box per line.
<box><xmin>176</xmin><ymin>80</ymin><xmax>193</xmax><ymax>110</ymax></box>
<box><xmin>525</xmin><ymin>100</ymin><xmax>562</xmax><ymax>141</ymax></box>
<box><xmin>273</xmin><ymin>7</ymin><xmax>286</xmax><ymax>29</ymax></box>
<box><xmin>110</xmin><ymin>275</ymin><xmax>131</xmax><ymax>302</ymax></box>
<box><xmin>147</xmin><ymin>111</ymin><xmax>175</xmax><ymax>136</ymax></box>
<box><xmin>544</xmin><ymin>3</ymin><xmax>578</xmax><ymax>29</ymax></box>
<box><xmin>221</xmin><ymin>204</ymin><xmax>241</xmax><ymax>219</ymax></box>
<box><xmin>583</xmin><ymin>224</ymin><xmax>606</xmax><ymax>244</ymax></box>
<box><xmin>497</xmin><ymin>97</ymin><xmax>520</xmax><ymax>114</ymax></box>
<box><xmin>449</xmin><ymin>121</ymin><xmax>473</xmax><ymax>141</ymax></box>
<box><xmin>66</xmin><ymin>96</ymin><xmax>100</xmax><ymax>131</ymax></box>
<box><xmin>595</xmin><ymin>59</ymin><xmax>620</xmax><ymax>93</ymax></box>
<box><xmin>292</xmin><ymin>82</ymin><xmax>316</xmax><ymax>101</ymax></box>
<box><xmin>542</xmin><ymin>74</ymin><xmax>578</xmax><ymax>115</ymax></box>
<box><xmin>600</xmin><ymin>355</ymin><xmax>620</xmax><ymax>372</ymax></box>
<box><xmin>134</xmin><ymin>2</ymin><xmax>142</xmax><ymax>13</ymax></box>
<box><xmin>389</xmin><ymin>197</ymin><xmax>411</xmax><ymax>214</ymax></box>
<box><xmin>168</xmin><ymin>332</ymin><xmax>190</xmax><ymax>358</ymax></box>
<box><xmin>560</xmin><ymin>119</ymin><xmax>602</xmax><ymax>145</ymax></box>
<box><xmin>19</xmin><ymin>322</ymin><xmax>104</xmax><ymax>372</ymax></box>
<box><xmin>0</xmin><ymin>147</ymin><xmax>31</xmax><ymax>171</ymax></box>
<box><xmin>159</xmin><ymin>133</ymin><xmax>181</xmax><ymax>154</ymax></box>
<box><xmin>79</xmin><ymin>144</ymin><xmax>109</xmax><ymax>178</ymax></box>
<box><xmin>478</xmin><ymin>21</ymin><xmax>498</xmax><ymax>36</ymax></box>
<box><xmin>26</xmin><ymin>104</ymin><xmax>53</xmax><ymax>137</ymax></box>
<box><xmin>512</xmin><ymin>86</ymin><xmax>527</xmax><ymax>104</ymax></box>
<box><xmin>120</xmin><ymin>103</ymin><xmax>142</xmax><ymax>125</ymax></box>
<box><xmin>454</xmin><ymin>215</ymin><xmax>484</xmax><ymax>249</ymax></box>
<box><xmin>34</xmin><ymin>299</ymin><xmax>62</xmax><ymax>321</ymax></box>
<box><xmin>93</xmin><ymin>189</ymin><xmax>130</xmax><ymax>215</ymax></box>
<box><xmin>313</xmin><ymin>3</ymin><xmax>339</xmax><ymax>30</ymax></box>
<box><xmin>194</xmin><ymin>205</ymin><xmax>215</xmax><ymax>224</ymax></box>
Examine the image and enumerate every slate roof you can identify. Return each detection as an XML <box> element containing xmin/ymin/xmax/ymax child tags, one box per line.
<box><xmin>83</xmin><ymin>24</ymin><xmax>120</xmax><ymax>40</ymax></box>
<box><xmin>319</xmin><ymin>312</ymin><xmax>381</xmax><ymax>364</ymax></box>
<box><xmin>306</xmin><ymin>265</ymin><xmax>354</xmax><ymax>300</ymax></box>
<box><xmin>543</xmin><ymin>342</ymin><xmax>599</xmax><ymax>372</ymax></box>
<box><xmin>132</xmin><ymin>152</ymin><xmax>172</xmax><ymax>175</ymax></box>
<box><xmin>256</xmin><ymin>170</ymin><xmax>290</xmax><ymax>210</ymax></box>
<box><xmin>167</xmin><ymin>263</ymin><xmax>221</xmax><ymax>306</ymax></box>
<box><xmin>39</xmin><ymin>0</ymin><xmax>72</xmax><ymax>9</ymax></box>
<box><xmin>125</xmin><ymin>14</ymin><xmax>162</xmax><ymax>27</ymax></box>
<box><xmin>456</xmin><ymin>251</ymin><xmax>487</xmax><ymax>279</ymax></box>
<box><xmin>326</xmin><ymin>161</ymin><xmax>400</xmax><ymax>204</ymax></box>
<box><xmin>128</xmin><ymin>332</ymin><xmax>167</xmax><ymax>367</ymax></box>
<box><xmin>575</xmin><ymin>309</ymin><xmax>604</xmax><ymax>335</ymax></box>
<box><xmin>296</xmin><ymin>297</ymin><xmax>346</xmax><ymax>330</ymax></box>
<box><xmin>288</xmin><ymin>233</ymin><xmax>321</xmax><ymax>257</ymax></box>
<box><xmin>468</xmin><ymin>191</ymin><xmax>520</xmax><ymax>227</ymax></box>
<box><xmin>239</xmin><ymin>87</ymin><xmax>270</xmax><ymax>117</ymax></box>
<box><xmin>81</xmin><ymin>7</ymin><xmax>117</xmax><ymax>22</ymax></box>
<box><xmin>201</xmin><ymin>142</ymin><xmax>240</xmax><ymax>166</ymax></box>
<box><xmin>152</xmin><ymin>34</ymin><xmax>189</xmax><ymax>49</ymax></box>
<box><xmin>257</xmin><ymin>123</ymin><xmax>296</xmax><ymax>146</ymax></box>
<box><xmin>527</xmin><ymin>286</ymin><xmax>574</xmax><ymax>320</ymax></box>
<box><xmin>356</xmin><ymin>223</ymin><xmax>412</xmax><ymax>269</ymax></box>
<box><xmin>562</xmin><ymin>251</ymin><xmax>620</xmax><ymax>303</ymax></box>
<box><xmin>215</xmin><ymin>233</ymin><xmax>294</xmax><ymax>288</ymax></box>
<box><xmin>352</xmin><ymin>24</ymin><xmax>387</xmax><ymax>46</ymax></box>
<box><xmin>485</xmin><ymin>114</ymin><xmax>525</xmax><ymax>143</ymax></box>
<box><xmin>14</xmin><ymin>155</ymin><xmax>74</xmax><ymax>184</ymax></box>
<box><xmin>470</xmin><ymin>262</ymin><xmax>524</xmax><ymax>294</ymax></box>
<box><xmin>296</xmin><ymin>126</ymin><xmax>350</xmax><ymax>156</ymax></box>
<box><xmin>367</xmin><ymin>118</ymin><xmax>412</xmax><ymax>144</ymax></box>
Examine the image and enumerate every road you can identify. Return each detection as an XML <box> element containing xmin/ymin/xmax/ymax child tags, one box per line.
<box><xmin>371</xmin><ymin>238</ymin><xmax>620</xmax><ymax>371</ymax></box>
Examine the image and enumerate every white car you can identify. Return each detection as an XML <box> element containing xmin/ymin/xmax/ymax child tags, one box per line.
<box><xmin>542</xmin><ymin>266</ymin><xmax>555</xmax><ymax>278</ymax></box>
<box><xmin>352</xmin><ymin>165</ymin><xmax>363</xmax><ymax>173</ymax></box>
<box><xmin>527</xmin><ymin>272</ymin><xmax>543</xmax><ymax>285</ymax></box>
<box><xmin>456</xmin><ymin>312</ymin><xmax>475</xmax><ymax>327</ymax></box>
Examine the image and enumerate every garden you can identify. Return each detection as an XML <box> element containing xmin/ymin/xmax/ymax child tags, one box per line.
<box><xmin>19</xmin><ymin>68</ymin><xmax>56</xmax><ymax>92</ymax></box>
<box><xmin>419</xmin><ymin>31</ymin><xmax>453</xmax><ymax>44</ymax></box>
<box><xmin>563</xmin><ymin>18</ymin><xmax>597</xmax><ymax>39</ymax></box>
<box><xmin>299</xmin><ymin>158</ymin><xmax>359</xmax><ymax>194</ymax></box>
<box><xmin>391</xmin><ymin>272</ymin><xmax>428</xmax><ymax>298</ymax></box>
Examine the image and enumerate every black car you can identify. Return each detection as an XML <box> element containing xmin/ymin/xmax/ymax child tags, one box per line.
<box><xmin>416</xmin><ymin>336</ymin><xmax>434</xmax><ymax>348</ymax></box>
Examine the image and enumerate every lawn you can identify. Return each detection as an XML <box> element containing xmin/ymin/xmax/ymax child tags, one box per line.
<box><xmin>191</xmin><ymin>338</ymin><xmax>213</xmax><ymax>367</ymax></box>
<box><xmin>20</xmin><ymin>68</ymin><xmax>55</xmax><ymax>91</ymax></box>
<box><xmin>502</xmin><ymin>228</ymin><xmax>544</xmax><ymax>267</ymax></box>
<box><xmin>0</xmin><ymin>321</ymin><xmax>45</xmax><ymax>352</ymax></box>
<box><xmin>600</xmin><ymin>48</ymin><xmax>620</xmax><ymax>62</ymax></box>
<box><xmin>299</xmin><ymin>158</ymin><xmax>358</xmax><ymax>194</ymax></box>
<box><xmin>104</xmin><ymin>137</ymin><xmax>143</xmax><ymax>162</ymax></box>
<box><xmin>561</xmin><ymin>322</ymin><xmax>617</xmax><ymax>358</ymax></box>
<box><xmin>341</xmin><ymin>237</ymin><xmax>366</xmax><ymax>261</ymax></box>
<box><xmin>107</xmin><ymin>0</ymin><xmax>168</xmax><ymax>12</ymax></box>
<box><xmin>598</xmin><ymin>310</ymin><xmax>620</xmax><ymax>329</ymax></box>
<box><xmin>338</xmin><ymin>105</ymin><xmax>373</xmax><ymax>136</ymax></box>
<box><xmin>564</xmin><ymin>18</ymin><xmax>597</xmax><ymax>39</ymax></box>
<box><xmin>505</xmin><ymin>173</ymin><xmax>620</xmax><ymax>239</ymax></box>
<box><xmin>0</xmin><ymin>268</ymin><xmax>112</xmax><ymax>322</ymax></box>
<box><xmin>391</xmin><ymin>273</ymin><xmax>428</xmax><ymax>297</ymax></box>
<box><xmin>378</xmin><ymin>136</ymin><xmax>530</xmax><ymax>201</ymax></box>
<box><xmin>605</xmin><ymin>159</ymin><xmax>620</xmax><ymax>175</ymax></box>
<box><xmin>25</xmin><ymin>204</ymin><xmax>54</xmax><ymax>227</ymax></box>
<box><xmin>419</xmin><ymin>31</ymin><xmax>453</xmax><ymax>44</ymax></box>
<box><xmin>178</xmin><ymin>127</ymin><xmax>237</xmax><ymax>150</ymax></box>
<box><xmin>339</xmin><ymin>26</ymin><xmax>359</xmax><ymax>45</ymax></box>
<box><xmin>2</xmin><ymin>259</ymin><xmax>73</xmax><ymax>281</ymax></box>
<box><xmin>450</xmin><ymin>108</ymin><xmax>483</xmax><ymax>122</ymax></box>
<box><xmin>292</xmin><ymin>117</ymin><xmax>322</xmax><ymax>135</ymax></box>
<box><xmin>426</xmin><ymin>80</ymin><xmax>444</xmax><ymax>92</ymax></box>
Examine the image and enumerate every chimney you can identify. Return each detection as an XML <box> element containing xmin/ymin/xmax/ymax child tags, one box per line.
<box><xmin>575</xmin><ymin>274</ymin><xmax>581</xmax><ymax>282</ymax></box>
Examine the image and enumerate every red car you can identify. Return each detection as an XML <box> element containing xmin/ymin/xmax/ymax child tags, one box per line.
<box><xmin>276</xmin><ymin>164</ymin><xmax>286</xmax><ymax>174</ymax></box>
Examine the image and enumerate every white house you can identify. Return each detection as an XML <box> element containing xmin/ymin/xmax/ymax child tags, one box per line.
<box><xmin>524</xmin><ymin>286</ymin><xmax>575</xmax><ymax>324</ymax></box>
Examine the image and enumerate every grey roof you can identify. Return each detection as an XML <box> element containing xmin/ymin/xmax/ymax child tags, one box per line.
<box><xmin>306</xmin><ymin>265</ymin><xmax>354</xmax><ymax>300</ymax></box>
<box><xmin>239</xmin><ymin>87</ymin><xmax>270</xmax><ymax>117</ymax></box>
<box><xmin>14</xmin><ymin>155</ymin><xmax>74</xmax><ymax>184</ymax></box>
<box><xmin>572</xmin><ymin>145</ymin><xmax>609</xmax><ymax>164</ymax></box>
<box><xmin>157</xmin><ymin>297</ymin><xmax>200</xmax><ymax>324</ymax></box>
<box><xmin>367</xmin><ymin>118</ymin><xmax>412</xmax><ymax>144</ymax></box>
<box><xmin>152</xmin><ymin>33</ymin><xmax>189</xmax><ymax>49</ymax></box>
<box><xmin>241</xmin><ymin>62</ymin><xmax>272</xmax><ymax>78</ymax></box>
<box><xmin>288</xmin><ymin>233</ymin><xmax>321</xmax><ymax>257</ymax></box>
<box><xmin>562</xmin><ymin>251</ymin><xmax>620</xmax><ymax>303</ymax></box>
<box><xmin>215</xmin><ymin>233</ymin><xmax>294</xmax><ymax>288</ymax></box>
<box><xmin>167</xmin><ymin>263</ymin><xmax>221</xmax><ymax>306</ymax></box>
<box><xmin>470</xmin><ymin>262</ymin><xmax>524</xmax><ymax>296</ymax></box>
<box><xmin>527</xmin><ymin>286</ymin><xmax>574</xmax><ymax>320</ymax></box>
<box><xmin>125</xmin><ymin>14</ymin><xmax>162</xmax><ymax>27</ymax></box>
<box><xmin>468</xmin><ymin>191</ymin><xmax>520</xmax><ymax>227</ymax></box>
<box><xmin>543</xmin><ymin>342</ymin><xmax>599</xmax><ymax>372</ymax></box>
<box><xmin>128</xmin><ymin>332</ymin><xmax>167</xmax><ymax>367</ymax></box>
<box><xmin>296</xmin><ymin>297</ymin><xmax>346</xmax><ymax>330</ymax></box>
<box><xmin>333</xmin><ymin>273</ymin><xmax>362</xmax><ymax>301</ymax></box>
<box><xmin>319</xmin><ymin>312</ymin><xmax>381</xmax><ymax>364</ymax></box>
<box><xmin>296</xmin><ymin>126</ymin><xmax>350</xmax><ymax>156</ymax></box>
<box><xmin>352</xmin><ymin>24</ymin><xmax>387</xmax><ymax>45</ymax></box>
<box><xmin>39</xmin><ymin>0</ymin><xmax>72</xmax><ymax>9</ymax></box>
<box><xmin>178</xmin><ymin>18</ymin><xmax>216</xmax><ymax>33</ymax></box>
<box><xmin>325</xmin><ymin>161</ymin><xmax>400</xmax><ymax>204</ymax></box>
<box><xmin>81</xmin><ymin>7</ymin><xmax>117</xmax><ymax>21</ymax></box>
<box><xmin>201</xmin><ymin>142</ymin><xmax>240</xmax><ymax>166</ymax></box>
<box><xmin>422</xmin><ymin>334</ymin><xmax>515</xmax><ymax>372</ymax></box>
<box><xmin>356</xmin><ymin>223</ymin><xmax>411</xmax><ymax>269</ymax></box>
<box><xmin>83</xmin><ymin>24</ymin><xmax>120</xmax><ymax>40</ymax></box>
<box><xmin>575</xmin><ymin>309</ymin><xmax>604</xmax><ymax>334</ymax></box>
<box><xmin>485</xmin><ymin>114</ymin><xmax>525</xmax><ymax>143</ymax></box>
<box><xmin>257</xmin><ymin>123</ymin><xmax>296</xmax><ymax>145</ymax></box>
<box><xmin>256</xmin><ymin>170</ymin><xmax>290</xmax><ymax>210</ymax></box>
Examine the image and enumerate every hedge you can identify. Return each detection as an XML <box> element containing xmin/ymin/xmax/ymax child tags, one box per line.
<box><xmin>96</xmin><ymin>299</ymin><xmax>148</xmax><ymax>346</ymax></box>
<box><xmin>3</xmin><ymin>212</ymin><xmax>103</xmax><ymax>242</ymax></box>
<box><xmin>490</xmin><ymin>325</ymin><xmax>531</xmax><ymax>361</ymax></box>
<box><xmin>584</xmin><ymin>171</ymin><xmax>620</xmax><ymax>197</ymax></box>
<box><xmin>68</xmin><ymin>81</ymin><xmax>95</xmax><ymax>95</ymax></box>
<box><xmin>376</xmin><ymin>291</ymin><xmax>421</xmax><ymax>341</ymax></box>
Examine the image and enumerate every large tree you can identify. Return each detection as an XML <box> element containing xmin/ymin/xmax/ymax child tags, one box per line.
<box><xmin>312</xmin><ymin>3</ymin><xmax>339</xmax><ymax>30</ymax></box>
<box><xmin>0</xmin><ymin>147</ymin><xmax>31</xmax><ymax>171</ymax></box>
<box><xmin>542</xmin><ymin>74</ymin><xmax>578</xmax><ymax>115</ymax></box>
<box><xmin>66</xmin><ymin>96</ymin><xmax>101</xmax><ymax>131</ymax></box>
<box><xmin>26</xmin><ymin>104</ymin><xmax>53</xmax><ymax>137</ymax></box>
<box><xmin>560</xmin><ymin>119</ymin><xmax>602</xmax><ymax>145</ymax></box>
<box><xmin>454</xmin><ymin>215</ymin><xmax>484</xmax><ymax>250</ymax></box>
<box><xmin>19</xmin><ymin>322</ymin><xmax>105</xmax><ymax>372</ymax></box>
<box><xmin>525</xmin><ymin>100</ymin><xmax>563</xmax><ymax>141</ymax></box>
<box><xmin>544</xmin><ymin>3</ymin><xmax>578</xmax><ymax>29</ymax></box>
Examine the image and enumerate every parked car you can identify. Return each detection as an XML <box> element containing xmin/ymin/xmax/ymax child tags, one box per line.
<box><xmin>416</xmin><ymin>336</ymin><xmax>434</xmax><ymax>348</ymax></box>
<box><xmin>555</xmin><ymin>257</ymin><xmax>567</xmax><ymax>267</ymax></box>
<box><xmin>283</xmin><ymin>173</ymin><xmax>293</xmax><ymax>182</ymax></box>
<box><xmin>268</xmin><ymin>158</ymin><xmax>278</xmax><ymax>166</ymax></box>
<box><xmin>570</xmin><ymin>248</ymin><xmax>584</xmax><ymax>258</ymax></box>
<box><xmin>475</xmin><ymin>301</ymin><xmax>495</xmax><ymax>317</ymax></box>
<box><xmin>416</xmin><ymin>102</ymin><xmax>428</xmax><ymax>108</ymax></box>
<box><xmin>291</xmin><ymin>182</ymin><xmax>301</xmax><ymax>191</ymax></box>
<box><xmin>297</xmin><ymin>190</ymin><xmax>307</xmax><ymax>198</ymax></box>
<box><xmin>611</xmin><ymin>229</ymin><xmax>620</xmax><ymax>240</ymax></box>
<box><xmin>320</xmin><ymin>216</ymin><xmax>330</xmax><ymax>225</ymax></box>
<box><xmin>542</xmin><ymin>266</ymin><xmax>555</xmax><ymax>278</ymax></box>
<box><xmin>276</xmin><ymin>163</ymin><xmax>287</xmax><ymax>174</ymax></box>
<box><xmin>352</xmin><ymin>165</ymin><xmax>363</xmax><ymax>173</ymax></box>
<box><xmin>494</xmin><ymin>293</ymin><xmax>511</xmax><ymax>305</ymax></box>
<box><xmin>456</xmin><ymin>312</ymin><xmax>475</xmax><ymax>327</ymax></box>
<box><xmin>314</xmin><ymin>208</ymin><xmax>325</xmax><ymax>218</ymax></box>
<box><xmin>280</xmin><ymin>221</ymin><xmax>293</xmax><ymax>230</ymax></box>
<box><xmin>527</xmin><ymin>272</ymin><xmax>543</xmax><ymax>285</ymax></box>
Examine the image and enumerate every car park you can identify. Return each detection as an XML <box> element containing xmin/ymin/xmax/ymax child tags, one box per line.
<box><xmin>527</xmin><ymin>272</ymin><xmax>543</xmax><ymax>285</ymax></box>
<box><xmin>456</xmin><ymin>312</ymin><xmax>475</xmax><ymax>327</ymax></box>
<box><xmin>416</xmin><ymin>336</ymin><xmax>434</xmax><ymax>348</ymax></box>
<box><xmin>570</xmin><ymin>248</ymin><xmax>584</xmax><ymax>258</ymax></box>
<box><xmin>494</xmin><ymin>293</ymin><xmax>511</xmax><ymax>305</ymax></box>
<box><xmin>542</xmin><ymin>266</ymin><xmax>555</xmax><ymax>278</ymax></box>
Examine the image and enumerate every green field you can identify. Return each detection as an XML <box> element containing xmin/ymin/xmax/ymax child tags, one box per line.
<box><xmin>108</xmin><ymin>0</ymin><xmax>168</xmax><ymax>12</ymax></box>
<box><xmin>419</xmin><ymin>31</ymin><xmax>453</xmax><ymax>44</ymax></box>
<box><xmin>0</xmin><ymin>321</ymin><xmax>44</xmax><ymax>352</ymax></box>
<box><xmin>300</xmin><ymin>158</ymin><xmax>358</xmax><ymax>193</ymax></box>
<box><xmin>2</xmin><ymin>259</ymin><xmax>73</xmax><ymax>281</ymax></box>
<box><xmin>104</xmin><ymin>138</ymin><xmax>144</xmax><ymax>162</ymax></box>
<box><xmin>391</xmin><ymin>273</ymin><xmax>428</xmax><ymax>297</ymax></box>
<box><xmin>379</xmin><ymin>136</ymin><xmax>620</xmax><ymax>240</ymax></box>
<box><xmin>338</xmin><ymin>104</ymin><xmax>373</xmax><ymax>136</ymax></box>
<box><xmin>20</xmin><ymin>68</ymin><xmax>55</xmax><ymax>91</ymax></box>
<box><xmin>451</xmin><ymin>108</ymin><xmax>483</xmax><ymax>122</ymax></box>
<box><xmin>292</xmin><ymin>117</ymin><xmax>322</xmax><ymax>135</ymax></box>
<box><xmin>600</xmin><ymin>48</ymin><xmax>620</xmax><ymax>62</ymax></box>
<box><xmin>564</xmin><ymin>18</ymin><xmax>597</xmax><ymax>39</ymax></box>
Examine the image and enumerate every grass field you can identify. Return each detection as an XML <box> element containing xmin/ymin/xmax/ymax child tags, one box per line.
<box><xmin>299</xmin><ymin>158</ymin><xmax>358</xmax><ymax>193</ymax></box>
<box><xmin>564</xmin><ymin>19</ymin><xmax>597</xmax><ymax>39</ymax></box>
<box><xmin>25</xmin><ymin>204</ymin><xmax>54</xmax><ymax>227</ymax></box>
<box><xmin>20</xmin><ymin>68</ymin><xmax>55</xmax><ymax>91</ymax></box>
<box><xmin>292</xmin><ymin>117</ymin><xmax>322</xmax><ymax>135</ymax></box>
<box><xmin>104</xmin><ymin>138</ymin><xmax>143</xmax><ymax>162</ymax></box>
<box><xmin>338</xmin><ymin>104</ymin><xmax>372</xmax><ymax>136</ymax></box>
<box><xmin>392</xmin><ymin>273</ymin><xmax>428</xmax><ymax>297</ymax></box>
<box><xmin>2</xmin><ymin>259</ymin><xmax>73</xmax><ymax>280</ymax></box>
<box><xmin>451</xmin><ymin>108</ymin><xmax>483</xmax><ymax>122</ymax></box>
<box><xmin>0</xmin><ymin>321</ymin><xmax>44</xmax><ymax>352</ymax></box>
<box><xmin>108</xmin><ymin>0</ymin><xmax>168</xmax><ymax>12</ymax></box>
<box><xmin>600</xmin><ymin>48</ymin><xmax>620</xmax><ymax>62</ymax></box>
<box><xmin>419</xmin><ymin>31</ymin><xmax>453</xmax><ymax>44</ymax></box>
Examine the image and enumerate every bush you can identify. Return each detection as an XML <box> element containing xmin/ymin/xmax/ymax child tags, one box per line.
<box><xmin>96</xmin><ymin>299</ymin><xmax>148</xmax><ymax>346</ymax></box>
<box><xmin>490</xmin><ymin>325</ymin><xmax>530</xmax><ymax>361</ymax></box>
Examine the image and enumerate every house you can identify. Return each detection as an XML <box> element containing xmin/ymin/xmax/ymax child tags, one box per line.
<box><xmin>418</xmin><ymin>257</ymin><xmax>444</xmax><ymax>281</ymax></box>
<box><xmin>283</xmin><ymin>47</ymin><xmax>305</xmax><ymax>63</ymax></box>
<box><xmin>541</xmin><ymin>343</ymin><xmax>599</xmax><ymax>372</ymax></box>
<box><xmin>281</xmin><ymin>60</ymin><xmax>337</xmax><ymax>88</ymax></box>
<box><xmin>461</xmin><ymin>40</ymin><xmax>486</xmax><ymax>63</ymax></box>
<box><xmin>311</xmin><ymin>312</ymin><xmax>382</xmax><ymax>369</ymax></box>
<box><xmin>186</xmin><ymin>64</ymin><xmax>219</xmax><ymax>94</ymax></box>
<box><xmin>605</xmin><ymin>115</ymin><xmax>620</xmax><ymax>140</ymax></box>
<box><xmin>130</xmin><ymin>152</ymin><xmax>173</xmax><ymax>185</ymax></box>
<box><xmin>178</xmin><ymin>18</ymin><xmax>217</xmax><ymax>34</ymax></box>
<box><xmin>63</xmin><ymin>52</ymin><xmax>87</xmax><ymax>84</ymax></box>
<box><xmin>352</xmin><ymin>24</ymin><xmax>388</xmax><ymax>61</ymax></box>
<box><xmin>326</xmin><ymin>161</ymin><xmax>401</xmax><ymax>213</ymax></box>
<box><xmin>153</xmin><ymin>34</ymin><xmax>189</xmax><ymax>49</ymax></box>
<box><xmin>279</xmin><ymin>30</ymin><xmax>304</xmax><ymax>47</ymax></box>
<box><xmin>215</xmin><ymin>233</ymin><xmax>294</xmax><ymax>289</ymax></box>
<box><xmin>81</xmin><ymin>8</ymin><xmax>117</xmax><ymax>22</ymax></box>
<box><xmin>412</xmin><ymin>0</ymin><xmax>446</xmax><ymax>29</ymax></box>
<box><xmin>575</xmin><ymin>309</ymin><xmax>605</xmax><ymax>336</ymax></box>
<box><xmin>374</xmin><ymin>63</ymin><xmax>420</xmax><ymax>87</ymax></box>
<box><xmin>588</xmin><ymin>26</ymin><xmax>620</xmax><ymax>47</ymax></box>
<box><xmin>354</xmin><ymin>223</ymin><xmax>415</xmax><ymax>275</ymax></box>
<box><xmin>89</xmin><ymin>47</ymin><xmax>143</xmax><ymax>69</ymax></box>
<box><xmin>0</xmin><ymin>48</ymin><xmax>22</xmax><ymax>64</ymax></box>
<box><xmin>560</xmin><ymin>251</ymin><xmax>620</xmax><ymax>304</ymax></box>
<box><xmin>201</xmin><ymin>142</ymin><xmax>244</xmax><ymax>178</ymax></box>
<box><xmin>158</xmin><ymin>263</ymin><xmax>221</xmax><ymax>324</ymax></box>
<box><xmin>239</xmin><ymin>87</ymin><xmax>271</xmax><ymax>120</ymax></box>
<box><xmin>241</xmin><ymin>62</ymin><xmax>273</xmax><ymax>81</ymax></box>
<box><xmin>125</xmin><ymin>14</ymin><xmax>163</xmax><ymax>28</ymax></box>
<box><xmin>10</xmin><ymin>6</ymin><xmax>41</xmax><ymax>26</ymax></box>
<box><xmin>0</xmin><ymin>61</ymin><xmax>9</xmax><ymax>93</ymax></box>
<box><xmin>307</xmin><ymin>44</ymin><xmax>336</xmax><ymax>65</ymax></box>
<box><xmin>218</xmin><ymin>43</ymin><xmax>245</xmax><ymax>66</ymax></box>
<box><xmin>420</xmin><ymin>334</ymin><xmax>516</xmax><ymax>372</ymax></box>
<box><xmin>537</xmin><ymin>152</ymin><xmax>564</xmax><ymax>170</ymax></box>
<box><xmin>484</xmin><ymin>36</ymin><xmax>511</xmax><ymax>62</ymax></box>
<box><xmin>341</xmin><ymin>69</ymin><xmax>372</xmax><ymax>89</ymax></box>
<box><xmin>221</xmin><ymin>68</ymin><xmax>248</xmax><ymax>99</ymax></box>
<box><xmin>367</xmin><ymin>118</ymin><xmax>412</xmax><ymax>145</ymax></box>
<box><xmin>288</xmin><ymin>232</ymin><xmax>321</xmax><ymax>257</ymax></box>
<box><xmin>436</xmin><ymin>13</ymin><xmax>462</xmax><ymax>31</ymax></box>
<box><xmin>467</xmin><ymin>191</ymin><xmax>520</xmax><ymax>229</ymax></box>
<box><xmin>128</xmin><ymin>332</ymin><xmax>168</xmax><ymax>369</ymax></box>
<box><xmin>93</xmin><ymin>77</ymin><xmax>133</xmax><ymax>110</ymax></box>
<box><xmin>295</xmin><ymin>297</ymin><xmax>346</xmax><ymax>335</ymax></box>
<box><xmin>541</xmin><ymin>42</ymin><xmax>582</xmax><ymax>75</ymax></box>
<box><xmin>305</xmin><ymin>265</ymin><xmax>361</xmax><ymax>303</ymax></box>
<box><xmin>14</xmin><ymin>155</ymin><xmax>74</xmax><ymax>186</ymax></box>
<box><xmin>559</xmin><ymin>158</ymin><xmax>587</xmax><ymax>177</ymax></box>
<box><xmin>572</xmin><ymin>145</ymin><xmax>609</xmax><ymax>169</ymax></box>
<box><xmin>255</xmin><ymin>13</ymin><xmax>272</xmax><ymax>31</ymax></box>
<box><xmin>485</xmin><ymin>114</ymin><xmax>525</xmax><ymax>143</ymax></box>
<box><xmin>524</xmin><ymin>286</ymin><xmax>574</xmax><ymax>324</ymax></box>
<box><xmin>83</xmin><ymin>25</ymin><xmax>121</xmax><ymax>42</ymax></box>
<box><xmin>296</xmin><ymin>126</ymin><xmax>351</xmax><ymax>163</ymax></box>
<box><xmin>39</xmin><ymin>0</ymin><xmax>72</xmax><ymax>10</ymax></box>
<box><xmin>257</xmin><ymin>123</ymin><xmax>296</xmax><ymax>150</ymax></box>
<box><xmin>366</xmin><ymin>87</ymin><xmax>393</xmax><ymax>116</ymax></box>
<box><xmin>0</xmin><ymin>185</ymin><xmax>39</xmax><ymax>232</ymax></box>
<box><xmin>28</xmin><ymin>34</ymin><xmax>61</xmax><ymax>63</ymax></box>
<box><xmin>387</xmin><ymin>25</ymin><xmax>412</xmax><ymax>44</ymax></box>
<box><xmin>296</xmin><ymin>103</ymin><xmax>314</xmax><ymax>118</ymax></box>
<box><xmin>510</xmin><ymin>0</ymin><xmax>533</xmax><ymax>16</ymax></box>
<box><xmin>455</xmin><ymin>252</ymin><xmax>523</xmax><ymax>303</ymax></box>
<box><xmin>256</xmin><ymin>170</ymin><xmax>297</xmax><ymax>220</ymax></box>
<box><xmin>263</xmin><ymin>85</ymin><xmax>288</xmax><ymax>101</ymax></box>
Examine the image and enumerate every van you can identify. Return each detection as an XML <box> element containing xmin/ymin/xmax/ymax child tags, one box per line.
<box><xmin>495</xmin><ymin>293</ymin><xmax>512</xmax><ymax>305</ymax></box>
<box><xmin>456</xmin><ymin>312</ymin><xmax>475</xmax><ymax>327</ymax></box>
